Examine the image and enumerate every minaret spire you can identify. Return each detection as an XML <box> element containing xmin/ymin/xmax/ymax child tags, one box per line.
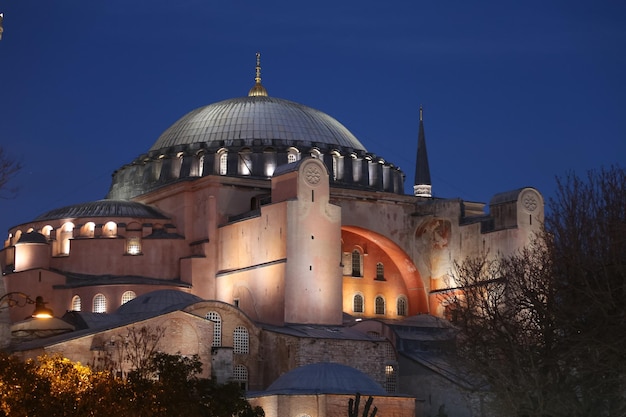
<box><xmin>248</xmin><ymin>52</ymin><xmax>268</xmax><ymax>97</ymax></box>
<box><xmin>414</xmin><ymin>105</ymin><xmax>432</xmax><ymax>198</ymax></box>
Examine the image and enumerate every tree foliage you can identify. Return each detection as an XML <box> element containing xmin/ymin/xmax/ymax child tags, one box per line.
<box><xmin>0</xmin><ymin>352</ymin><xmax>264</xmax><ymax>417</ymax></box>
<box><xmin>448</xmin><ymin>166</ymin><xmax>626</xmax><ymax>417</ymax></box>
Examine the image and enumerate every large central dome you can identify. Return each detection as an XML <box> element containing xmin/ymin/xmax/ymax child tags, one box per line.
<box><xmin>150</xmin><ymin>96</ymin><xmax>366</xmax><ymax>152</ymax></box>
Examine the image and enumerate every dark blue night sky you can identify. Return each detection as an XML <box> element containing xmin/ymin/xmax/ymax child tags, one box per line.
<box><xmin>1</xmin><ymin>0</ymin><xmax>624</xmax><ymax>233</ymax></box>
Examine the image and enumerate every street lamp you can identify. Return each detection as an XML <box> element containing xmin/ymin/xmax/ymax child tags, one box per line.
<box><xmin>0</xmin><ymin>292</ymin><xmax>54</xmax><ymax>319</ymax></box>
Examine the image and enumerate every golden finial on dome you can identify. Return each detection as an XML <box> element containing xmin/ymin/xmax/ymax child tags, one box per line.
<box><xmin>248</xmin><ymin>52</ymin><xmax>268</xmax><ymax>97</ymax></box>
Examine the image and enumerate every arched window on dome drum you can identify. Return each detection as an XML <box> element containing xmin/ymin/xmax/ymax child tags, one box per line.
<box><xmin>351</xmin><ymin>250</ymin><xmax>362</xmax><ymax>277</ymax></box>
<box><xmin>71</xmin><ymin>295</ymin><xmax>81</xmax><ymax>312</ymax></box>
<box><xmin>238</xmin><ymin>148</ymin><xmax>252</xmax><ymax>176</ymax></box>
<box><xmin>41</xmin><ymin>225</ymin><xmax>53</xmax><ymax>240</ymax></box>
<box><xmin>353</xmin><ymin>294</ymin><xmax>364</xmax><ymax>313</ymax></box>
<box><xmin>233</xmin><ymin>326</ymin><xmax>249</xmax><ymax>354</ymax></box>
<box><xmin>331</xmin><ymin>151</ymin><xmax>343</xmax><ymax>181</ymax></box>
<box><xmin>397</xmin><ymin>296</ymin><xmax>408</xmax><ymax>317</ymax></box>
<box><xmin>287</xmin><ymin>148</ymin><xmax>299</xmax><ymax>164</ymax></box>
<box><xmin>58</xmin><ymin>222</ymin><xmax>74</xmax><ymax>256</ymax></box>
<box><xmin>375</xmin><ymin>296</ymin><xmax>385</xmax><ymax>315</ymax></box>
<box><xmin>310</xmin><ymin>148</ymin><xmax>322</xmax><ymax>159</ymax></box>
<box><xmin>103</xmin><ymin>221</ymin><xmax>117</xmax><ymax>238</ymax></box>
<box><xmin>233</xmin><ymin>365</ymin><xmax>248</xmax><ymax>391</ymax></box>
<box><xmin>121</xmin><ymin>291</ymin><xmax>136</xmax><ymax>305</ymax></box>
<box><xmin>197</xmin><ymin>154</ymin><xmax>205</xmax><ymax>176</ymax></box>
<box><xmin>218</xmin><ymin>151</ymin><xmax>228</xmax><ymax>175</ymax></box>
<box><xmin>93</xmin><ymin>294</ymin><xmax>107</xmax><ymax>313</ymax></box>
<box><xmin>80</xmin><ymin>222</ymin><xmax>95</xmax><ymax>238</ymax></box>
<box><xmin>351</xmin><ymin>154</ymin><xmax>362</xmax><ymax>183</ymax></box>
<box><xmin>172</xmin><ymin>152</ymin><xmax>183</xmax><ymax>179</ymax></box>
<box><xmin>205</xmin><ymin>311</ymin><xmax>222</xmax><ymax>347</ymax></box>
<box><xmin>263</xmin><ymin>148</ymin><xmax>276</xmax><ymax>176</ymax></box>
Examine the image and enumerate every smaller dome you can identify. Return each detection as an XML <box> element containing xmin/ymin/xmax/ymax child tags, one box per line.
<box><xmin>264</xmin><ymin>362</ymin><xmax>386</xmax><ymax>395</ymax></box>
<box><xmin>34</xmin><ymin>200</ymin><xmax>169</xmax><ymax>221</ymax></box>
<box><xmin>115</xmin><ymin>290</ymin><xmax>203</xmax><ymax>317</ymax></box>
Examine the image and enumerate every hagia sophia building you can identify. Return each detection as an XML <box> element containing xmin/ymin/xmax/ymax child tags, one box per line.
<box><xmin>0</xmin><ymin>54</ymin><xmax>543</xmax><ymax>417</ymax></box>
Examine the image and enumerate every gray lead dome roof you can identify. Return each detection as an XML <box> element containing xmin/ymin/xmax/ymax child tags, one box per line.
<box><xmin>150</xmin><ymin>96</ymin><xmax>367</xmax><ymax>152</ymax></box>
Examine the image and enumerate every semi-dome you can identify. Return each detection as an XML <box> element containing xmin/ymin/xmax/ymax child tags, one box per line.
<box><xmin>150</xmin><ymin>96</ymin><xmax>366</xmax><ymax>153</ymax></box>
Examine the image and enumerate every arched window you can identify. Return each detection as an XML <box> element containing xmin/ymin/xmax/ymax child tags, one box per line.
<box><xmin>59</xmin><ymin>222</ymin><xmax>74</xmax><ymax>255</ymax></box>
<box><xmin>238</xmin><ymin>148</ymin><xmax>252</xmax><ymax>175</ymax></box>
<box><xmin>71</xmin><ymin>295</ymin><xmax>81</xmax><ymax>311</ymax></box>
<box><xmin>351</xmin><ymin>250</ymin><xmax>362</xmax><ymax>277</ymax></box>
<box><xmin>310</xmin><ymin>148</ymin><xmax>321</xmax><ymax>159</ymax></box>
<box><xmin>385</xmin><ymin>364</ymin><xmax>397</xmax><ymax>393</ymax></box>
<box><xmin>206</xmin><ymin>311</ymin><xmax>222</xmax><ymax>347</ymax></box>
<box><xmin>219</xmin><ymin>151</ymin><xmax>228</xmax><ymax>175</ymax></box>
<box><xmin>126</xmin><ymin>237</ymin><xmax>142</xmax><ymax>255</ymax></box>
<box><xmin>353</xmin><ymin>294</ymin><xmax>364</xmax><ymax>313</ymax></box>
<box><xmin>198</xmin><ymin>153</ymin><xmax>205</xmax><ymax>176</ymax></box>
<box><xmin>41</xmin><ymin>225</ymin><xmax>53</xmax><ymax>239</ymax></box>
<box><xmin>93</xmin><ymin>294</ymin><xmax>107</xmax><ymax>313</ymax></box>
<box><xmin>375</xmin><ymin>296</ymin><xmax>385</xmax><ymax>315</ymax></box>
<box><xmin>376</xmin><ymin>262</ymin><xmax>385</xmax><ymax>280</ymax></box>
<box><xmin>397</xmin><ymin>296</ymin><xmax>408</xmax><ymax>316</ymax></box>
<box><xmin>233</xmin><ymin>364</ymin><xmax>248</xmax><ymax>390</ymax></box>
<box><xmin>103</xmin><ymin>221</ymin><xmax>117</xmax><ymax>238</ymax></box>
<box><xmin>233</xmin><ymin>326</ymin><xmax>249</xmax><ymax>354</ymax></box>
<box><xmin>287</xmin><ymin>151</ymin><xmax>298</xmax><ymax>164</ymax></box>
<box><xmin>80</xmin><ymin>222</ymin><xmax>95</xmax><ymax>238</ymax></box>
<box><xmin>121</xmin><ymin>291</ymin><xmax>136</xmax><ymax>305</ymax></box>
<box><xmin>331</xmin><ymin>151</ymin><xmax>342</xmax><ymax>181</ymax></box>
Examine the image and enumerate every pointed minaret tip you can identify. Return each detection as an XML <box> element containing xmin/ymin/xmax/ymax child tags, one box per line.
<box><xmin>248</xmin><ymin>51</ymin><xmax>268</xmax><ymax>97</ymax></box>
<box><xmin>414</xmin><ymin>105</ymin><xmax>432</xmax><ymax>198</ymax></box>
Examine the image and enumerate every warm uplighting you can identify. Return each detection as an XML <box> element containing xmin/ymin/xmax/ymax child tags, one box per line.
<box><xmin>0</xmin><ymin>292</ymin><xmax>54</xmax><ymax>319</ymax></box>
<box><xmin>31</xmin><ymin>296</ymin><xmax>54</xmax><ymax>319</ymax></box>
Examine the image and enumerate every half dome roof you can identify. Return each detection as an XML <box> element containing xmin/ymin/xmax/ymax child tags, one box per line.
<box><xmin>150</xmin><ymin>96</ymin><xmax>366</xmax><ymax>152</ymax></box>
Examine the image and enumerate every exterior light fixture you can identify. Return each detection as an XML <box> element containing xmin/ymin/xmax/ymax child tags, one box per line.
<box><xmin>0</xmin><ymin>292</ymin><xmax>54</xmax><ymax>319</ymax></box>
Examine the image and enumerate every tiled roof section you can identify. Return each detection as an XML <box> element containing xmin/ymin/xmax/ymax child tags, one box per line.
<box><xmin>34</xmin><ymin>200</ymin><xmax>169</xmax><ymax>221</ymax></box>
<box><xmin>150</xmin><ymin>96</ymin><xmax>366</xmax><ymax>152</ymax></box>
<box><xmin>17</xmin><ymin>231</ymin><xmax>48</xmax><ymax>244</ymax></box>
<box><xmin>260</xmin><ymin>362</ymin><xmax>387</xmax><ymax>396</ymax></box>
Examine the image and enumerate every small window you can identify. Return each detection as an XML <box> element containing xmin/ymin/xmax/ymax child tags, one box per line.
<box><xmin>219</xmin><ymin>152</ymin><xmax>228</xmax><ymax>175</ymax></box>
<box><xmin>71</xmin><ymin>295</ymin><xmax>81</xmax><ymax>311</ymax></box>
<box><xmin>239</xmin><ymin>149</ymin><xmax>252</xmax><ymax>176</ymax></box>
<box><xmin>375</xmin><ymin>296</ymin><xmax>385</xmax><ymax>315</ymax></box>
<box><xmin>351</xmin><ymin>250</ymin><xmax>362</xmax><ymax>277</ymax></box>
<box><xmin>353</xmin><ymin>294</ymin><xmax>364</xmax><ymax>313</ymax></box>
<box><xmin>233</xmin><ymin>364</ymin><xmax>248</xmax><ymax>391</ymax></box>
<box><xmin>206</xmin><ymin>311</ymin><xmax>222</xmax><ymax>347</ymax></box>
<box><xmin>103</xmin><ymin>221</ymin><xmax>117</xmax><ymax>238</ymax></box>
<box><xmin>121</xmin><ymin>291</ymin><xmax>136</xmax><ymax>305</ymax></box>
<box><xmin>385</xmin><ymin>364</ymin><xmax>397</xmax><ymax>393</ymax></box>
<box><xmin>375</xmin><ymin>262</ymin><xmax>385</xmax><ymax>280</ymax></box>
<box><xmin>234</xmin><ymin>326</ymin><xmax>249</xmax><ymax>354</ymax></box>
<box><xmin>397</xmin><ymin>296</ymin><xmax>408</xmax><ymax>316</ymax></box>
<box><xmin>93</xmin><ymin>294</ymin><xmax>107</xmax><ymax>313</ymax></box>
<box><xmin>126</xmin><ymin>237</ymin><xmax>142</xmax><ymax>255</ymax></box>
<box><xmin>287</xmin><ymin>152</ymin><xmax>297</xmax><ymax>164</ymax></box>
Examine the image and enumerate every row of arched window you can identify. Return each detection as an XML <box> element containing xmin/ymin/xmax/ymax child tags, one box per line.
<box><xmin>143</xmin><ymin>146</ymin><xmax>401</xmax><ymax>193</ymax></box>
<box><xmin>353</xmin><ymin>294</ymin><xmax>408</xmax><ymax>316</ymax></box>
<box><xmin>70</xmin><ymin>291</ymin><xmax>137</xmax><ymax>313</ymax></box>
<box><xmin>205</xmin><ymin>311</ymin><xmax>250</xmax><ymax>354</ymax></box>
<box><xmin>349</xmin><ymin>250</ymin><xmax>385</xmax><ymax>280</ymax></box>
<box><xmin>12</xmin><ymin>222</ymin><xmax>145</xmax><ymax>257</ymax></box>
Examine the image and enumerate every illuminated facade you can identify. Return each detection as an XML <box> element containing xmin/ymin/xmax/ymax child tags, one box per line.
<box><xmin>1</xmin><ymin>56</ymin><xmax>543</xmax><ymax>417</ymax></box>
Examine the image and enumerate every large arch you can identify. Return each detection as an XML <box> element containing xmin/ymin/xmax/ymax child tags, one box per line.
<box><xmin>342</xmin><ymin>226</ymin><xmax>429</xmax><ymax>315</ymax></box>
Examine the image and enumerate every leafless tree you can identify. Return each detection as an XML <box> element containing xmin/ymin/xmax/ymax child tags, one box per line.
<box><xmin>448</xmin><ymin>166</ymin><xmax>626</xmax><ymax>417</ymax></box>
<box><xmin>0</xmin><ymin>146</ymin><xmax>21</xmax><ymax>199</ymax></box>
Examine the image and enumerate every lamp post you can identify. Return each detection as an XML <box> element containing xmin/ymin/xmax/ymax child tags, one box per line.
<box><xmin>0</xmin><ymin>292</ymin><xmax>54</xmax><ymax>319</ymax></box>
